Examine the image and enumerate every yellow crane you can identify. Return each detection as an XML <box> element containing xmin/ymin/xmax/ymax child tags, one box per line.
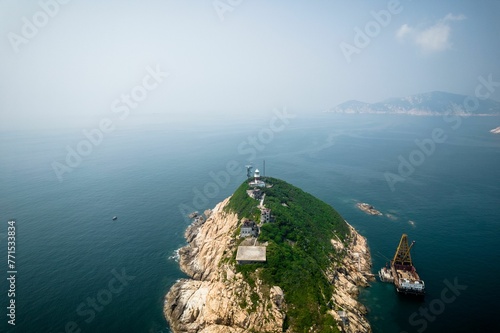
<box><xmin>392</xmin><ymin>234</ymin><xmax>416</xmax><ymax>267</ymax></box>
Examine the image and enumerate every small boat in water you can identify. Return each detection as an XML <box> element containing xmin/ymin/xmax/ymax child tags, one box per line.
<box><xmin>378</xmin><ymin>265</ymin><xmax>394</xmax><ymax>283</ymax></box>
<box><xmin>112</xmin><ymin>216</ymin><xmax>118</xmax><ymax>221</ymax></box>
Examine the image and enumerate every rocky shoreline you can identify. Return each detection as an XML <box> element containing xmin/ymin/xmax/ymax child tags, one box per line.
<box><xmin>329</xmin><ymin>223</ymin><xmax>374</xmax><ymax>332</ymax></box>
<box><xmin>164</xmin><ymin>197</ymin><xmax>373</xmax><ymax>333</ymax></box>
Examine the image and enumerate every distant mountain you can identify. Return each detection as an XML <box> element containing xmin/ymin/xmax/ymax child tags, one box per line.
<box><xmin>328</xmin><ymin>91</ymin><xmax>500</xmax><ymax>115</ymax></box>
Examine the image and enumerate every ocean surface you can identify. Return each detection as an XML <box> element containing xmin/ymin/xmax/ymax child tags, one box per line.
<box><xmin>1</xmin><ymin>113</ymin><xmax>499</xmax><ymax>333</ymax></box>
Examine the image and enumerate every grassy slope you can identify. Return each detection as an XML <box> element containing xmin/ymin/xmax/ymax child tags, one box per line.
<box><xmin>226</xmin><ymin>177</ymin><xmax>350</xmax><ymax>333</ymax></box>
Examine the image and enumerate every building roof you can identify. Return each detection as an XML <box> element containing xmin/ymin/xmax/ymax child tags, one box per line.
<box><xmin>242</xmin><ymin>220</ymin><xmax>256</xmax><ymax>228</ymax></box>
<box><xmin>236</xmin><ymin>246</ymin><xmax>266</xmax><ymax>262</ymax></box>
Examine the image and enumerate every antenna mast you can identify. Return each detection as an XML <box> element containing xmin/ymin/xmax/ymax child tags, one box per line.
<box><xmin>245</xmin><ymin>165</ymin><xmax>253</xmax><ymax>179</ymax></box>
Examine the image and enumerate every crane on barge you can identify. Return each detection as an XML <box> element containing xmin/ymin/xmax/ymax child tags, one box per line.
<box><xmin>378</xmin><ymin>234</ymin><xmax>425</xmax><ymax>296</ymax></box>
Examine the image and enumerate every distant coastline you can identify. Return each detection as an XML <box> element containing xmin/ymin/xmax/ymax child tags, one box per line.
<box><xmin>328</xmin><ymin>91</ymin><xmax>500</xmax><ymax>116</ymax></box>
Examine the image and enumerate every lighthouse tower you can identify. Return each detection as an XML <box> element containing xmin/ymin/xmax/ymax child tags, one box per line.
<box><xmin>249</xmin><ymin>168</ymin><xmax>265</xmax><ymax>187</ymax></box>
<box><xmin>254</xmin><ymin>169</ymin><xmax>261</xmax><ymax>182</ymax></box>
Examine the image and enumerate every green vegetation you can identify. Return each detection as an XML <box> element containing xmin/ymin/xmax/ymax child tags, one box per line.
<box><xmin>227</xmin><ymin>178</ymin><xmax>349</xmax><ymax>333</ymax></box>
<box><xmin>225</xmin><ymin>183</ymin><xmax>261</xmax><ymax>219</ymax></box>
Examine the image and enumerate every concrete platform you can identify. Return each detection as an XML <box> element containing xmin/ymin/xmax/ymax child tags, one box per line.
<box><xmin>236</xmin><ymin>246</ymin><xmax>266</xmax><ymax>264</ymax></box>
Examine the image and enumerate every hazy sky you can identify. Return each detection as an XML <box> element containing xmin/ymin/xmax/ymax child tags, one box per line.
<box><xmin>1</xmin><ymin>0</ymin><xmax>499</xmax><ymax>129</ymax></box>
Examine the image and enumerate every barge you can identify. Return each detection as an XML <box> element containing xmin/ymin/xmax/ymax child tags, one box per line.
<box><xmin>378</xmin><ymin>234</ymin><xmax>425</xmax><ymax>296</ymax></box>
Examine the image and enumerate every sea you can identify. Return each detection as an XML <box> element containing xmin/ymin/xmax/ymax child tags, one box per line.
<box><xmin>1</xmin><ymin>112</ymin><xmax>499</xmax><ymax>333</ymax></box>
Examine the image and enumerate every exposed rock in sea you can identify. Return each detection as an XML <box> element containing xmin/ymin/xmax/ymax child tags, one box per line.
<box><xmin>356</xmin><ymin>202</ymin><xmax>383</xmax><ymax>216</ymax></box>
<box><xmin>490</xmin><ymin>126</ymin><xmax>500</xmax><ymax>134</ymax></box>
<box><xmin>165</xmin><ymin>182</ymin><xmax>373</xmax><ymax>333</ymax></box>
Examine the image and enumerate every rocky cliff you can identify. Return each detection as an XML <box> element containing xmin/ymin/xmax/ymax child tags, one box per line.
<box><xmin>165</xmin><ymin>195</ymin><xmax>373</xmax><ymax>333</ymax></box>
<box><xmin>329</xmin><ymin>224</ymin><xmax>373</xmax><ymax>332</ymax></box>
<box><xmin>165</xmin><ymin>198</ymin><xmax>286</xmax><ymax>333</ymax></box>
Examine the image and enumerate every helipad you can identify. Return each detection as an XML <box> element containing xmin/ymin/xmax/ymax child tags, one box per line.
<box><xmin>236</xmin><ymin>246</ymin><xmax>267</xmax><ymax>264</ymax></box>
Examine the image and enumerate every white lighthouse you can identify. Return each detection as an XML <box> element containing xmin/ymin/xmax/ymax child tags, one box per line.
<box><xmin>249</xmin><ymin>168</ymin><xmax>265</xmax><ymax>187</ymax></box>
<box><xmin>254</xmin><ymin>169</ymin><xmax>261</xmax><ymax>181</ymax></box>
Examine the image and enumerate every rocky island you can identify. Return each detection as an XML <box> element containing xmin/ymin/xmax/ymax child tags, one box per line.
<box><xmin>356</xmin><ymin>203</ymin><xmax>382</xmax><ymax>216</ymax></box>
<box><xmin>165</xmin><ymin>178</ymin><xmax>373</xmax><ymax>333</ymax></box>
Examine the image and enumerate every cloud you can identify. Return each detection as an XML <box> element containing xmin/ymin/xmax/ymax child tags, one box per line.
<box><xmin>442</xmin><ymin>13</ymin><xmax>466</xmax><ymax>22</ymax></box>
<box><xmin>397</xmin><ymin>13</ymin><xmax>466</xmax><ymax>53</ymax></box>
<box><xmin>415</xmin><ymin>22</ymin><xmax>451</xmax><ymax>52</ymax></box>
<box><xmin>396</xmin><ymin>24</ymin><xmax>413</xmax><ymax>39</ymax></box>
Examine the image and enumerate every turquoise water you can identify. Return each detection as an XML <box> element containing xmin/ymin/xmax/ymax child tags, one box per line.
<box><xmin>1</xmin><ymin>114</ymin><xmax>499</xmax><ymax>332</ymax></box>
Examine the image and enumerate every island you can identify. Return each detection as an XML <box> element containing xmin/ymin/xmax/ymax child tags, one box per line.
<box><xmin>328</xmin><ymin>91</ymin><xmax>500</xmax><ymax>116</ymax></box>
<box><xmin>356</xmin><ymin>203</ymin><xmax>382</xmax><ymax>216</ymax></box>
<box><xmin>164</xmin><ymin>177</ymin><xmax>373</xmax><ymax>333</ymax></box>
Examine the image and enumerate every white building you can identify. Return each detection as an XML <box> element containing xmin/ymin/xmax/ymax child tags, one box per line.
<box><xmin>249</xmin><ymin>169</ymin><xmax>265</xmax><ymax>187</ymax></box>
<box><xmin>240</xmin><ymin>220</ymin><xmax>259</xmax><ymax>238</ymax></box>
<box><xmin>260</xmin><ymin>208</ymin><xmax>272</xmax><ymax>223</ymax></box>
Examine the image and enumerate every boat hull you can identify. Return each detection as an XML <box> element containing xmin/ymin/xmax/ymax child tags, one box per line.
<box><xmin>392</xmin><ymin>265</ymin><xmax>425</xmax><ymax>296</ymax></box>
